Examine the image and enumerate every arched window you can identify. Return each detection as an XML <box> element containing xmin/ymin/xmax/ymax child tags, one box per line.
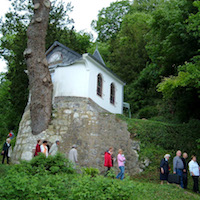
<box><xmin>110</xmin><ymin>83</ymin><xmax>115</xmax><ymax>104</ymax></box>
<box><xmin>97</xmin><ymin>74</ymin><xmax>103</xmax><ymax>97</ymax></box>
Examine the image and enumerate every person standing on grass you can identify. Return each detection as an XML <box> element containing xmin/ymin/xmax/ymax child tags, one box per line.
<box><xmin>40</xmin><ymin>141</ymin><xmax>48</xmax><ymax>157</ymax></box>
<box><xmin>116</xmin><ymin>149</ymin><xmax>126</xmax><ymax>180</ymax></box>
<box><xmin>34</xmin><ymin>139</ymin><xmax>41</xmax><ymax>156</ymax></box>
<box><xmin>189</xmin><ymin>155</ymin><xmax>200</xmax><ymax>193</ymax></box>
<box><xmin>104</xmin><ymin>147</ymin><xmax>113</xmax><ymax>176</ymax></box>
<box><xmin>49</xmin><ymin>140</ymin><xmax>60</xmax><ymax>156</ymax></box>
<box><xmin>160</xmin><ymin>154</ymin><xmax>170</xmax><ymax>185</ymax></box>
<box><xmin>173</xmin><ymin>150</ymin><xmax>184</xmax><ymax>188</ymax></box>
<box><xmin>181</xmin><ymin>152</ymin><xmax>188</xmax><ymax>189</ymax></box>
<box><xmin>2</xmin><ymin>138</ymin><xmax>11</xmax><ymax>164</ymax></box>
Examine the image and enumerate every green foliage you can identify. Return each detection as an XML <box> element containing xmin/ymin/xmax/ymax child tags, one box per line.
<box><xmin>137</xmin><ymin>106</ymin><xmax>159</xmax><ymax>119</ymax></box>
<box><xmin>132</xmin><ymin>0</ymin><xmax>161</xmax><ymax>13</ymax></box>
<box><xmin>0</xmin><ymin>171</ymin><xmax>74</xmax><ymax>200</ymax></box>
<box><xmin>157</xmin><ymin>57</ymin><xmax>200</xmax><ymax>98</ymax></box>
<box><xmin>82</xmin><ymin>167</ymin><xmax>100</xmax><ymax>177</ymax></box>
<box><xmin>1</xmin><ymin>163</ymin><xmax>200</xmax><ymax>200</ymax></box>
<box><xmin>109</xmin><ymin>12</ymin><xmax>151</xmax><ymax>83</ymax></box>
<box><xmin>11</xmin><ymin>153</ymin><xmax>76</xmax><ymax>175</ymax></box>
<box><xmin>132</xmin><ymin>181</ymin><xmax>200</xmax><ymax>200</ymax></box>
<box><xmin>124</xmin><ymin>63</ymin><xmax>162</xmax><ymax>113</ymax></box>
<box><xmin>0</xmin><ymin>164</ymin><xmax>12</xmax><ymax>178</ymax></box>
<box><xmin>0</xmin><ymin>157</ymin><xmax>135</xmax><ymax>200</ymax></box>
<box><xmin>157</xmin><ymin>56</ymin><xmax>200</xmax><ymax>121</ymax></box>
<box><xmin>125</xmin><ymin>118</ymin><xmax>200</xmax><ymax>156</ymax></box>
<box><xmin>0</xmin><ymin>74</ymin><xmax>13</xmax><ymax>139</ymax></box>
<box><xmin>146</xmin><ymin>0</ymin><xmax>198</xmax><ymax>75</ymax></box>
<box><xmin>105</xmin><ymin>167</ymin><xmax>117</xmax><ymax>179</ymax></box>
<box><xmin>187</xmin><ymin>0</ymin><xmax>200</xmax><ymax>41</ymax></box>
<box><xmin>92</xmin><ymin>0</ymin><xmax>131</xmax><ymax>42</ymax></box>
<box><xmin>69</xmin><ymin>175</ymin><xmax>134</xmax><ymax>200</ymax></box>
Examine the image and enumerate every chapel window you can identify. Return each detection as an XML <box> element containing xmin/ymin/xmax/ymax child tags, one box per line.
<box><xmin>110</xmin><ymin>83</ymin><xmax>115</xmax><ymax>104</ymax></box>
<box><xmin>97</xmin><ymin>74</ymin><xmax>103</xmax><ymax>97</ymax></box>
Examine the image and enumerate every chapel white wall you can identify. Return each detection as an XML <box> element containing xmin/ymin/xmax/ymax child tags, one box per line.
<box><xmin>52</xmin><ymin>63</ymin><xmax>89</xmax><ymax>98</ymax></box>
<box><xmin>85</xmin><ymin>57</ymin><xmax>124</xmax><ymax>114</ymax></box>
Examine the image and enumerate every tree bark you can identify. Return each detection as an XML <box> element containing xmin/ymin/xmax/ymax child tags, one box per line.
<box><xmin>25</xmin><ymin>0</ymin><xmax>52</xmax><ymax>135</ymax></box>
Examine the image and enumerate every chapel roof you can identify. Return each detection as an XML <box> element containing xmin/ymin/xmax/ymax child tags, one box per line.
<box><xmin>93</xmin><ymin>47</ymin><xmax>105</xmax><ymax>66</ymax></box>
<box><xmin>46</xmin><ymin>41</ymin><xmax>81</xmax><ymax>58</ymax></box>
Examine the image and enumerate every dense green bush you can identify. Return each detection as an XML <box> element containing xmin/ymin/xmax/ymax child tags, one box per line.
<box><xmin>137</xmin><ymin>106</ymin><xmax>159</xmax><ymax>119</ymax></box>
<box><xmin>0</xmin><ymin>172</ymin><xmax>135</xmax><ymax>200</ymax></box>
<box><xmin>11</xmin><ymin>153</ymin><xmax>76</xmax><ymax>175</ymax></box>
<box><xmin>126</xmin><ymin>118</ymin><xmax>200</xmax><ymax>156</ymax></box>
<box><xmin>82</xmin><ymin>167</ymin><xmax>100</xmax><ymax>177</ymax></box>
<box><xmin>0</xmin><ymin>157</ymin><xmax>135</xmax><ymax>200</ymax></box>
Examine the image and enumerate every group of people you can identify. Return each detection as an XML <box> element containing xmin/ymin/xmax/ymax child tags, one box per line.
<box><xmin>3</xmin><ymin>136</ymin><xmax>199</xmax><ymax>192</ymax></box>
<box><xmin>34</xmin><ymin>139</ymin><xmax>78</xmax><ymax>165</ymax></box>
<box><xmin>34</xmin><ymin>139</ymin><xmax>60</xmax><ymax>157</ymax></box>
<box><xmin>160</xmin><ymin>150</ymin><xmax>200</xmax><ymax>193</ymax></box>
<box><xmin>104</xmin><ymin>147</ymin><xmax>126</xmax><ymax>180</ymax></box>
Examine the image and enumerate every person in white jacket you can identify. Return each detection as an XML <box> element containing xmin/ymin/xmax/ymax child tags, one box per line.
<box><xmin>40</xmin><ymin>141</ymin><xmax>48</xmax><ymax>158</ymax></box>
<box><xmin>49</xmin><ymin>140</ymin><xmax>59</xmax><ymax>156</ymax></box>
<box><xmin>189</xmin><ymin>155</ymin><xmax>200</xmax><ymax>193</ymax></box>
<box><xmin>68</xmin><ymin>144</ymin><xmax>78</xmax><ymax>165</ymax></box>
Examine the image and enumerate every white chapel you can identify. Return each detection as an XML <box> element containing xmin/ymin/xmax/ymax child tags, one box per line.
<box><xmin>46</xmin><ymin>41</ymin><xmax>126</xmax><ymax>114</ymax></box>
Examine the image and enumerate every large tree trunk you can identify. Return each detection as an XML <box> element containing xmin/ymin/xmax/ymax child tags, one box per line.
<box><xmin>24</xmin><ymin>0</ymin><xmax>52</xmax><ymax>135</ymax></box>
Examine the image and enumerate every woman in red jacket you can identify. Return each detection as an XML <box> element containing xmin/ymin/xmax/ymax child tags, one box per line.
<box><xmin>34</xmin><ymin>139</ymin><xmax>41</xmax><ymax>156</ymax></box>
<box><xmin>104</xmin><ymin>147</ymin><xmax>113</xmax><ymax>176</ymax></box>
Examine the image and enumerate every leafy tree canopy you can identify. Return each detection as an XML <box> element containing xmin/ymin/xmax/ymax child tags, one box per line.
<box><xmin>91</xmin><ymin>0</ymin><xmax>131</xmax><ymax>42</ymax></box>
<box><xmin>157</xmin><ymin>56</ymin><xmax>200</xmax><ymax>99</ymax></box>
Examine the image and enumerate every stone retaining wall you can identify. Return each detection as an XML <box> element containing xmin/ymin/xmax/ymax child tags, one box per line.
<box><xmin>12</xmin><ymin>97</ymin><xmax>141</xmax><ymax>175</ymax></box>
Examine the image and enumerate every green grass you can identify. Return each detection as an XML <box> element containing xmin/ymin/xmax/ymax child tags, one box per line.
<box><xmin>132</xmin><ymin>181</ymin><xmax>200</xmax><ymax>200</ymax></box>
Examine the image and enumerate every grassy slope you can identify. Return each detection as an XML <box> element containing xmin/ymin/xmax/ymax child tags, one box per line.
<box><xmin>0</xmin><ymin>164</ymin><xmax>200</xmax><ymax>200</ymax></box>
<box><xmin>117</xmin><ymin>116</ymin><xmax>200</xmax><ymax>196</ymax></box>
<box><xmin>132</xmin><ymin>181</ymin><xmax>200</xmax><ymax>200</ymax></box>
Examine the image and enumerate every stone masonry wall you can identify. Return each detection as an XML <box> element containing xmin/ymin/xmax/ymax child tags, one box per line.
<box><xmin>12</xmin><ymin>97</ymin><xmax>141</xmax><ymax>175</ymax></box>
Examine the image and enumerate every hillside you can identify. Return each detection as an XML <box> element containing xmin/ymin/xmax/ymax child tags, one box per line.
<box><xmin>116</xmin><ymin>116</ymin><xmax>200</xmax><ymax>193</ymax></box>
<box><xmin>0</xmin><ymin>155</ymin><xmax>200</xmax><ymax>200</ymax></box>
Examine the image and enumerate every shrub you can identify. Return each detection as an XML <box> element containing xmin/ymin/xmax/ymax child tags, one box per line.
<box><xmin>11</xmin><ymin>153</ymin><xmax>76</xmax><ymax>175</ymax></box>
<box><xmin>0</xmin><ymin>166</ymin><xmax>134</xmax><ymax>200</ymax></box>
<box><xmin>137</xmin><ymin>106</ymin><xmax>158</xmax><ymax>119</ymax></box>
<box><xmin>127</xmin><ymin>118</ymin><xmax>200</xmax><ymax>156</ymax></box>
<box><xmin>68</xmin><ymin>175</ymin><xmax>134</xmax><ymax>200</ymax></box>
<box><xmin>106</xmin><ymin>167</ymin><xmax>116</xmax><ymax>179</ymax></box>
<box><xmin>82</xmin><ymin>167</ymin><xmax>100</xmax><ymax>177</ymax></box>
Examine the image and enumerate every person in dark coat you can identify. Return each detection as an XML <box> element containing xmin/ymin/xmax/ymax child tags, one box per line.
<box><xmin>34</xmin><ymin>139</ymin><xmax>41</xmax><ymax>156</ymax></box>
<box><xmin>160</xmin><ymin>154</ymin><xmax>170</xmax><ymax>184</ymax></box>
<box><xmin>104</xmin><ymin>147</ymin><xmax>113</xmax><ymax>176</ymax></box>
<box><xmin>2</xmin><ymin>138</ymin><xmax>11</xmax><ymax>164</ymax></box>
<box><xmin>181</xmin><ymin>152</ymin><xmax>188</xmax><ymax>189</ymax></box>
